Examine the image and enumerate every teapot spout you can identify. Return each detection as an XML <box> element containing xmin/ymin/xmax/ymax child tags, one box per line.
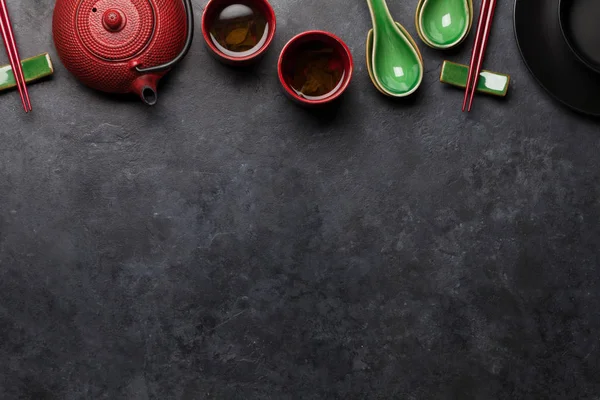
<box><xmin>131</xmin><ymin>74</ymin><xmax>160</xmax><ymax>105</ymax></box>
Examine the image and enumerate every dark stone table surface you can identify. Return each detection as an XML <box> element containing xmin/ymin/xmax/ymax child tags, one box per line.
<box><xmin>1</xmin><ymin>0</ymin><xmax>599</xmax><ymax>398</ymax></box>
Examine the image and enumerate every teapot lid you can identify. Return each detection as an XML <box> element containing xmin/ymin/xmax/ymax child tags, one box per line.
<box><xmin>76</xmin><ymin>0</ymin><xmax>155</xmax><ymax>61</ymax></box>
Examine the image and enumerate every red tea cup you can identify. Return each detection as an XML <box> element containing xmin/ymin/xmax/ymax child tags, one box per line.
<box><xmin>201</xmin><ymin>0</ymin><xmax>276</xmax><ymax>65</ymax></box>
<box><xmin>278</xmin><ymin>31</ymin><xmax>354</xmax><ymax>106</ymax></box>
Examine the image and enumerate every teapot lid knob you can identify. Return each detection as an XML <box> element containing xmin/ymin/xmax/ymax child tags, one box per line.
<box><xmin>103</xmin><ymin>9</ymin><xmax>125</xmax><ymax>32</ymax></box>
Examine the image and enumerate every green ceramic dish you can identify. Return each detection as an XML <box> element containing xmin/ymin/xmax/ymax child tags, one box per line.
<box><xmin>0</xmin><ymin>53</ymin><xmax>54</xmax><ymax>92</ymax></box>
<box><xmin>366</xmin><ymin>0</ymin><xmax>424</xmax><ymax>97</ymax></box>
<box><xmin>415</xmin><ymin>0</ymin><xmax>473</xmax><ymax>50</ymax></box>
<box><xmin>440</xmin><ymin>60</ymin><xmax>510</xmax><ymax>97</ymax></box>
<box><xmin>366</xmin><ymin>22</ymin><xmax>423</xmax><ymax>96</ymax></box>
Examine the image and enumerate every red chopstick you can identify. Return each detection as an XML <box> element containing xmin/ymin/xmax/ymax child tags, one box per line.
<box><xmin>0</xmin><ymin>13</ymin><xmax>26</xmax><ymax>111</ymax></box>
<box><xmin>462</xmin><ymin>0</ymin><xmax>495</xmax><ymax>112</ymax></box>
<box><xmin>467</xmin><ymin>0</ymin><xmax>497</xmax><ymax>112</ymax></box>
<box><xmin>0</xmin><ymin>0</ymin><xmax>31</xmax><ymax>113</ymax></box>
<box><xmin>0</xmin><ymin>0</ymin><xmax>31</xmax><ymax>112</ymax></box>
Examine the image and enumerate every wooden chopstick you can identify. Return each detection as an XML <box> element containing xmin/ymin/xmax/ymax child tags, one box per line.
<box><xmin>467</xmin><ymin>0</ymin><xmax>497</xmax><ymax>111</ymax></box>
<box><xmin>0</xmin><ymin>0</ymin><xmax>31</xmax><ymax>111</ymax></box>
<box><xmin>462</xmin><ymin>0</ymin><xmax>491</xmax><ymax>112</ymax></box>
<box><xmin>0</xmin><ymin>0</ymin><xmax>31</xmax><ymax>112</ymax></box>
<box><xmin>0</xmin><ymin>14</ymin><xmax>26</xmax><ymax>111</ymax></box>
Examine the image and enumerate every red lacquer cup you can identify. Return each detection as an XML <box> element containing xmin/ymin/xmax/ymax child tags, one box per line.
<box><xmin>201</xmin><ymin>0</ymin><xmax>276</xmax><ymax>65</ymax></box>
<box><xmin>278</xmin><ymin>31</ymin><xmax>354</xmax><ymax>106</ymax></box>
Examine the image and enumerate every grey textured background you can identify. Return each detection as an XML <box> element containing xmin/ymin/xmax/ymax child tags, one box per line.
<box><xmin>1</xmin><ymin>0</ymin><xmax>600</xmax><ymax>398</ymax></box>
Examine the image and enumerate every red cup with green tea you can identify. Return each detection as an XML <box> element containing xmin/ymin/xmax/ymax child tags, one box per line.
<box><xmin>202</xmin><ymin>0</ymin><xmax>276</xmax><ymax>65</ymax></box>
<box><xmin>278</xmin><ymin>31</ymin><xmax>354</xmax><ymax>106</ymax></box>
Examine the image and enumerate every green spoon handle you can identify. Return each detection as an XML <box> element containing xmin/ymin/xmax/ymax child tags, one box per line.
<box><xmin>366</xmin><ymin>0</ymin><xmax>395</xmax><ymax>29</ymax></box>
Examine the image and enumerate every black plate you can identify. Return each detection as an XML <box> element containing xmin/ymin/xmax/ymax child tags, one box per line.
<box><xmin>559</xmin><ymin>0</ymin><xmax>600</xmax><ymax>74</ymax></box>
<box><xmin>514</xmin><ymin>0</ymin><xmax>600</xmax><ymax>116</ymax></box>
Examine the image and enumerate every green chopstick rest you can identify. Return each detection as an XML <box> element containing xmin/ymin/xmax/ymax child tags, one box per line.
<box><xmin>440</xmin><ymin>60</ymin><xmax>510</xmax><ymax>97</ymax></box>
<box><xmin>0</xmin><ymin>53</ymin><xmax>54</xmax><ymax>92</ymax></box>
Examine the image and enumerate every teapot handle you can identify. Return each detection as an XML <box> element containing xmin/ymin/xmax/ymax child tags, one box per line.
<box><xmin>135</xmin><ymin>0</ymin><xmax>194</xmax><ymax>73</ymax></box>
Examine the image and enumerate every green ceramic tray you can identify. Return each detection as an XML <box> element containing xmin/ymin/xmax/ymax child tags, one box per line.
<box><xmin>0</xmin><ymin>53</ymin><xmax>54</xmax><ymax>92</ymax></box>
<box><xmin>440</xmin><ymin>60</ymin><xmax>510</xmax><ymax>97</ymax></box>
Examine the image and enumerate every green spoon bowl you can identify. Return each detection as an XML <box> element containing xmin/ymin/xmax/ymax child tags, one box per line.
<box><xmin>415</xmin><ymin>0</ymin><xmax>473</xmax><ymax>50</ymax></box>
<box><xmin>366</xmin><ymin>22</ymin><xmax>423</xmax><ymax>97</ymax></box>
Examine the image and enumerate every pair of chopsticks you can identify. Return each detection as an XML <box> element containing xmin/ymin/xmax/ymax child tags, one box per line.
<box><xmin>0</xmin><ymin>0</ymin><xmax>31</xmax><ymax>113</ymax></box>
<box><xmin>462</xmin><ymin>0</ymin><xmax>497</xmax><ymax>112</ymax></box>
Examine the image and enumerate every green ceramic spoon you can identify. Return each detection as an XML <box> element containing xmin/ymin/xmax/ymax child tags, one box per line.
<box><xmin>366</xmin><ymin>22</ymin><xmax>423</xmax><ymax>96</ymax></box>
<box><xmin>416</xmin><ymin>0</ymin><xmax>472</xmax><ymax>49</ymax></box>
<box><xmin>366</xmin><ymin>0</ymin><xmax>424</xmax><ymax>97</ymax></box>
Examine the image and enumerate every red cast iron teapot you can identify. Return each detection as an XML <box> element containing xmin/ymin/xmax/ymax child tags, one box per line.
<box><xmin>53</xmin><ymin>0</ymin><xmax>194</xmax><ymax>105</ymax></box>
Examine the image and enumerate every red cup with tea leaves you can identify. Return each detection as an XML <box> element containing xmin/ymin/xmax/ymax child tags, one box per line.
<box><xmin>278</xmin><ymin>31</ymin><xmax>354</xmax><ymax>106</ymax></box>
<box><xmin>201</xmin><ymin>0</ymin><xmax>276</xmax><ymax>65</ymax></box>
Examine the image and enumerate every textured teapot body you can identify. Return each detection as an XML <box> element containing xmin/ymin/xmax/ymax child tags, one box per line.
<box><xmin>53</xmin><ymin>0</ymin><xmax>191</xmax><ymax>104</ymax></box>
